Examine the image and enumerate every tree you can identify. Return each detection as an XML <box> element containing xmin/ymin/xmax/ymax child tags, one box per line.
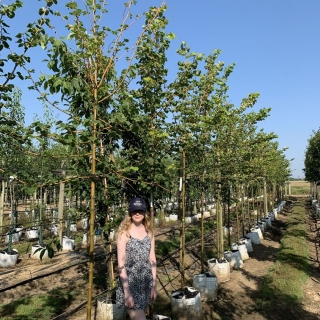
<box><xmin>1</xmin><ymin>1</ymin><xmax>170</xmax><ymax>318</ymax></box>
<box><xmin>305</xmin><ymin>129</ymin><xmax>320</xmax><ymax>183</ymax></box>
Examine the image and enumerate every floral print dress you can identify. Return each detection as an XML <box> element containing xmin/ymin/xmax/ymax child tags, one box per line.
<box><xmin>116</xmin><ymin>233</ymin><xmax>153</xmax><ymax>310</ymax></box>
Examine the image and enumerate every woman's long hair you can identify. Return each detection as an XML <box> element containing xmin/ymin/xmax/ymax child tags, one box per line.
<box><xmin>117</xmin><ymin>212</ymin><xmax>153</xmax><ymax>239</ymax></box>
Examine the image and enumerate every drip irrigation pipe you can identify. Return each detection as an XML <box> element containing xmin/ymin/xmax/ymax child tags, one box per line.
<box><xmin>0</xmin><ymin>252</ymin><xmax>110</xmax><ymax>294</ymax></box>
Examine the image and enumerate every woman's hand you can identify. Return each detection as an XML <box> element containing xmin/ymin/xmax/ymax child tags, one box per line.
<box><xmin>150</xmin><ymin>285</ymin><xmax>157</xmax><ymax>303</ymax></box>
<box><xmin>124</xmin><ymin>293</ymin><xmax>134</xmax><ymax>309</ymax></box>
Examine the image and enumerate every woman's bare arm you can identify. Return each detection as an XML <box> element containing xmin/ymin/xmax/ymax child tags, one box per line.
<box><xmin>117</xmin><ymin>232</ymin><xmax>134</xmax><ymax>307</ymax></box>
<box><xmin>149</xmin><ymin>234</ymin><xmax>157</xmax><ymax>302</ymax></box>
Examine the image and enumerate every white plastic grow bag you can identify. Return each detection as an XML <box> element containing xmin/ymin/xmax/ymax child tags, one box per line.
<box><xmin>185</xmin><ymin>217</ymin><xmax>192</xmax><ymax>223</ymax></box>
<box><xmin>26</xmin><ymin>228</ymin><xmax>39</xmax><ymax>240</ymax></box>
<box><xmin>81</xmin><ymin>218</ymin><xmax>89</xmax><ymax>230</ymax></box>
<box><xmin>50</xmin><ymin>225</ymin><xmax>58</xmax><ymax>236</ymax></box>
<box><xmin>154</xmin><ymin>315</ymin><xmax>171</xmax><ymax>320</ymax></box>
<box><xmin>268</xmin><ymin>211</ymin><xmax>275</xmax><ymax>221</ymax></box>
<box><xmin>203</xmin><ymin>211</ymin><xmax>211</xmax><ymax>218</ymax></box>
<box><xmin>192</xmin><ymin>274</ymin><xmax>206</xmax><ymax>294</ymax></box>
<box><xmin>230</xmin><ymin>243</ymin><xmax>238</xmax><ymax>251</ymax></box>
<box><xmin>207</xmin><ymin>258</ymin><xmax>230</xmax><ymax>283</ymax></box>
<box><xmin>171</xmin><ymin>287</ymin><xmax>202</xmax><ymax>320</ymax></box>
<box><xmin>169</xmin><ymin>214</ymin><xmax>178</xmax><ymax>221</ymax></box>
<box><xmin>246</xmin><ymin>228</ymin><xmax>262</xmax><ymax>244</ymax></box>
<box><xmin>62</xmin><ymin>236</ymin><xmax>75</xmax><ymax>250</ymax></box>
<box><xmin>239</xmin><ymin>237</ymin><xmax>253</xmax><ymax>253</ymax></box>
<box><xmin>15</xmin><ymin>226</ymin><xmax>23</xmax><ymax>239</ymax></box>
<box><xmin>223</xmin><ymin>226</ymin><xmax>233</xmax><ymax>236</ymax></box>
<box><xmin>5</xmin><ymin>232</ymin><xmax>20</xmax><ymax>243</ymax></box>
<box><xmin>31</xmin><ymin>244</ymin><xmax>49</xmax><ymax>260</ymax></box>
<box><xmin>82</xmin><ymin>233</ymin><xmax>97</xmax><ymax>245</ymax></box>
<box><xmin>262</xmin><ymin>217</ymin><xmax>272</xmax><ymax>228</ymax></box>
<box><xmin>224</xmin><ymin>250</ymin><xmax>243</xmax><ymax>269</ymax></box>
<box><xmin>237</xmin><ymin>243</ymin><xmax>249</xmax><ymax>260</ymax></box>
<box><xmin>96</xmin><ymin>296</ymin><xmax>126</xmax><ymax>320</ymax></box>
<box><xmin>204</xmin><ymin>272</ymin><xmax>218</xmax><ymax>301</ymax></box>
<box><xmin>210</xmin><ymin>208</ymin><xmax>216</xmax><ymax>215</ymax></box>
<box><xmin>257</xmin><ymin>221</ymin><xmax>265</xmax><ymax>233</ymax></box>
<box><xmin>0</xmin><ymin>249</ymin><xmax>18</xmax><ymax>267</ymax></box>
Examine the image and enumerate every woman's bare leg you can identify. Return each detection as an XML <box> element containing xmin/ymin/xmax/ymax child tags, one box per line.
<box><xmin>127</xmin><ymin>309</ymin><xmax>147</xmax><ymax>320</ymax></box>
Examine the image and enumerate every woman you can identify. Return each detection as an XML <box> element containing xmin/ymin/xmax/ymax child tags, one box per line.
<box><xmin>116</xmin><ymin>197</ymin><xmax>157</xmax><ymax>320</ymax></box>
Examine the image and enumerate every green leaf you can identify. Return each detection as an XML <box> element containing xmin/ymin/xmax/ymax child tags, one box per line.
<box><xmin>166</xmin><ymin>32</ymin><xmax>176</xmax><ymax>40</ymax></box>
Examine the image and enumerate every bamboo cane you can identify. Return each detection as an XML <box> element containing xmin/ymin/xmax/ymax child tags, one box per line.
<box><xmin>180</xmin><ymin>149</ymin><xmax>186</xmax><ymax>288</ymax></box>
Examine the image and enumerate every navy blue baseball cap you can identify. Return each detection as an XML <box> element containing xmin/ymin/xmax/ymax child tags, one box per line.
<box><xmin>128</xmin><ymin>197</ymin><xmax>147</xmax><ymax>213</ymax></box>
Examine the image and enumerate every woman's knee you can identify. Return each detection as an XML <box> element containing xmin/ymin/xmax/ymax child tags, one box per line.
<box><xmin>127</xmin><ymin>309</ymin><xmax>146</xmax><ymax>320</ymax></box>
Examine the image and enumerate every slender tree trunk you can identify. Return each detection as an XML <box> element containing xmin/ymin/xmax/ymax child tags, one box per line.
<box><xmin>58</xmin><ymin>179</ymin><xmax>65</xmax><ymax>246</ymax></box>
<box><xmin>217</xmin><ymin>181</ymin><xmax>223</xmax><ymax>259</ymax></box>
<box><xmin>0</xmin><ymin>181</ymin><xmax>5</xmax><ymax>232</ymax></box>
<box><xmin>263</xmin><ymin>178</ymin><xmax>268</xmax><ymax>217</ymax></box>
<box><xmin>180</xmin><ymin>149</ymin><xmax>186</xmax><ymax>288</ymax></box>
<box><xmin>201</xmin><ymin>172</ymin><xmax>205</xmax><ymax>273</ymax></box>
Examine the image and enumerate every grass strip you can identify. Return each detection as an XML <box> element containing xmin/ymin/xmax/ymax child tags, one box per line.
<box><xmin>0</xmin><ymin>288</ymin><xmax>75</xmax><ymax>319</ymax></box>
<box><xmin>257</xmin><ymin>200</ymin><xmax>309</xmax><ymax>313</ymax></box>
<box><xmin>291</xmin><ymin>186</ymin><xmax>310</xmax><ymax>195</ymax></box>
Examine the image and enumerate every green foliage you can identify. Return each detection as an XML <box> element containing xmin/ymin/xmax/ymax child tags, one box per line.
<box><xmin>155</xmin><ymin>238</ymin><xmax>179</xmax><ymax>256</ymax></box>
<box><xmin>0</xmin><ymin>288</ymin><xmax>75</xmax><ymax>319</ymax></box>
<box><xmin>10</xmin><ymin>241</ymin><xmax>31</xmax><ymax>255</ymax></box>
<box><xmin>185</xmin><ymin>227</ymin><xmax>200</xmax><ymax>242</ymax></box>
<box><xmin>304</xmin><ymin>129</ymin><xmax>320</xmax><ymax>182</ymax></box>
<box><xmin>32</xmin><ymin>238</ymin><xmax>62</xmax><ymax>261</ymax></box>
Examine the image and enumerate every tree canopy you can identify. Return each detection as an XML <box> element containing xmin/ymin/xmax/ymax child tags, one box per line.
<box><xmin>0</xmin><ymin>0</ymin><xmax>292</xmax><ymax>206</ymax></box>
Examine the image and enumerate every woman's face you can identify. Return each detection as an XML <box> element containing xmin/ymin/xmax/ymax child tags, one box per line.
<box><xmin>130</xmin><ymin>210</ymin><xmax>145</xmax><ymax>223</ymax></box>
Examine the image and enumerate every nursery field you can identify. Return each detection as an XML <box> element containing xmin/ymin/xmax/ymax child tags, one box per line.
<box><xmin>2</xmin><ymin>2</ymin><xmax>319</xmax><ymax>320</ymax></box>
<box><xmin>290</xmin><ymin>180</ymin><xmax>310</xmax><ymax>195</ymax></box>
<box><xmin>1</xmin><ymin>198</ymin><xmax>320</xmax><ymax>320</ymax></box>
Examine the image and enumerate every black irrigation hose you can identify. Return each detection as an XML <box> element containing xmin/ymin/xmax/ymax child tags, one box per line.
<box><xmin>0</xmin><ymin>260</ymin><xmax>60</xmax><ymax>277</ymax></box>
<box><xmin>157</xmin><ymin>227</ymin><xmax>216</xmax><ymax>266</ymax></box>
<box><xmin>0</xmin><ymin>252</ymin><xmax>111</xmax><ymax>294</ymax></box>
<box><xmin>50</xmin><ymin>300</ymin><xmax>90</xmax><ymax>320</ymax></box>
<box><xmin>0</xmin><ymin>268</ymin><xmax>15</xmax><ymax>276</ymax></box>
<box><xmin>50</xmin><ymin>288</ymin><xmax>113</xmax><ymax>320</ymax></box>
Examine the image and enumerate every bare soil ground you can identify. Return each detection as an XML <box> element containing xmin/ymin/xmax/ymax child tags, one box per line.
<box><xmin>1</xmin><ymin>196</ymin><xmax>320</xmax><ymax>320</ymax></box>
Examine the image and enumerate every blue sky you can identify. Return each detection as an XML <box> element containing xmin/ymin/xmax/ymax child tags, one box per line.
<box><xmin>7</xmin><ymin>0</ymin><xmax>320</xmax><ymax>178</ymax></box>
<box><xmin>164</xmin><ymin>0</ymin><xmax>320</xmax><ymax>179</ymax></box>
